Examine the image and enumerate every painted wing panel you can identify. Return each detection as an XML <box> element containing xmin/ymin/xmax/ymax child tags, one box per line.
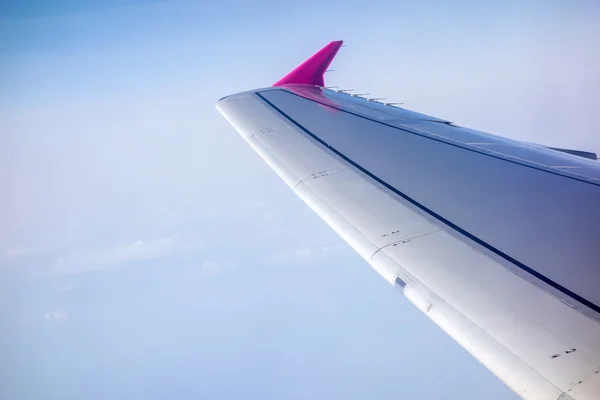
<box><xmin>216</xmin><ymin>87</ymin><xmax>600</xmax><ymax>400</ymax></box>
<box><xmin>258</xmin><ymin>88</ymin><xmax>600</xmax><ymax>315</ymax></box>
<box><xmin>298</xmin><ymin>169</ymin><xmax>441</xmax><ymax>250</ymax></box>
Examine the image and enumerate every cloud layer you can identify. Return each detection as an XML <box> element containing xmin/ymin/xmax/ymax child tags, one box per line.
<box><xmin>44</xmin><ymin>310</ymin><xmax>68</xmax><ymax>321</ymax></box>
<box><xmin>55</xmin><ymin>235</ymin><xmax>199</xmax><ymax>274</ymax></box>
<box><xmin>269</xmin><ymin>245</ymin><xmax>346</xmax><ymax>264</ymax></box>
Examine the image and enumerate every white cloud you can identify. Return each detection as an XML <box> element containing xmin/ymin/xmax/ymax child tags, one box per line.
<box><xmin>269</xmin><ymin>245</ymin><xmax>346</xmax><ymax>264</ymax></box>
<box><xmin>60</xmin><ymin>284</ymin><xmax>74</xmax><ymax>292</ymax></box>
<box><xmin>181</xmin><ymin>260</ymin><xmax>237</xmax><ymax>280</ymax></box>
<box><xmin>45</xmin><ymin>310</ymin><xmax>68</xmax><ymax>321</ymax></box>
<box><xmin>200</xmin><ymin>260</ymin><xmax>237</xmax><ymax>275</ymax></box>
<box><xmin>3</xmin><ymin>235</ymin><xmax>76</xmax><ymax>261</ymax></box>
<box><xmin>3</xmin><ymin>242</ymin><xmax>63</xmax><ymax>259</ymax></box>
<box><xmin>55</xmin><ymin>235</ymin><xmax>199</xmax><ymax>274</ymax></box>
<box><xmin>4</xmin><ymin>247</ymin><xmax>26</xmax><ymax>258</ymax></box>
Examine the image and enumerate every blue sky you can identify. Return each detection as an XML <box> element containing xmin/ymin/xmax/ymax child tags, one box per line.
<box><xmin>1</xmin><ymin>1</ymin><xmax>599</xmax><ymax>399</ymax></box>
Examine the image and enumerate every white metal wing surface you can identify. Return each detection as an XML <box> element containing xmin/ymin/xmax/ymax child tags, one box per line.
<box><xmin>216</xmin><ymin>42</ymin><xmax>600</xmax><ymax>400</ymax></box>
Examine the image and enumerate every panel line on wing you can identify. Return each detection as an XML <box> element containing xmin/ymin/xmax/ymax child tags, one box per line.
<box><xmin>292</xmin><ymin>167</ymin><xmax>347</xmax><ymax>189</ymax></box>
<box><xmin>255</xmin><ymin>92</ymin><xmax>600</xmax><ymax>317</ymax></box>
<box><xmin>369</xmin><ymin>230</ymin><xmax>441</xmax><ymax>261</ymax></box>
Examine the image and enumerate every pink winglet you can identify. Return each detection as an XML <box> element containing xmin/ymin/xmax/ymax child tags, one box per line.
<box><xmin>273</xmin><ymin>40</ymin><xmax>343</xmax><ymax>87</ymax></box>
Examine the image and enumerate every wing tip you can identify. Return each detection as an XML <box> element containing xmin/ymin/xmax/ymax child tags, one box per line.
<box><xmin>273</xmin><ymin>40</ymin><xmax>343</xmax><ymax>87</ymax></box>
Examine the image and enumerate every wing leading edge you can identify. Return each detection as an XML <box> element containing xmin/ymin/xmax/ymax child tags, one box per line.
<box><xmin>216</xmin><ymin>42</ymin><xmax>600</xmax><ymax>400</ymax></box>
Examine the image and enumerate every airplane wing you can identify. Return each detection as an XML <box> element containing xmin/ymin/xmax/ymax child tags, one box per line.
<box><xmin>216</xmin><ymin>41</ymin><xmax>600</xmax><ymax>400</ymax></box>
